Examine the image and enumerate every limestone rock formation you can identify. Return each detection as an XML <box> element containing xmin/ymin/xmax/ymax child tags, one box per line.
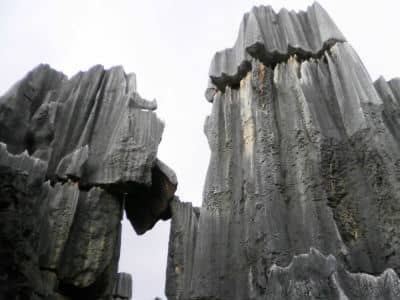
<box><xmin>2</xmin><ymin>2</ymin><xmax>400</xmax><ymax>300</ymax></box>
<box><xmin>167</xmin><ymin>3</ymin><xmax>400</xmax><ymax>299</ymax></box>
<box><xmin>0</xmin><ymin>65</ymin><xmax>176</xmax><ymax>299</ymax></box>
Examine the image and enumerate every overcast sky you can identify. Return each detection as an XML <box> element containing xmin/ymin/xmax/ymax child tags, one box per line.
<box><xmin>1</xmin><ymin>1</ymin><xmax>399</xmax><ymax>299</ymax></box>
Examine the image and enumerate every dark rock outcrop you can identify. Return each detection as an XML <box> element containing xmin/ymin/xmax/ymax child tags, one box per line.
<box><xmin>0</xmin><ymin>65</ymin><xmax>176</xmax><ymax>299</ymax></box>
<box><xmin>167</xmin><ymin>3</ymin><xmax>400</xmax><ymax>299</ymax></box>
<box><xmin>0</xmin><ymin>144</ymin><xmax>49</xmax><ymax>299</ymax></box>
<box><xmin>112</xmin><ymin>273</ymin><xmax>132</xmax><ymax>300</ymax></box>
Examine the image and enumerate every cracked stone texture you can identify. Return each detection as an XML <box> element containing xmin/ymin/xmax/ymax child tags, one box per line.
<box><xmin>0</xmin><ymin>65</ymin><xmax>174</xmax><ymax>299</ymax></box>
<box><xmin>167</xmin><ymin>3</ymin><xmax>400</xmax><ymax>300</ymax></box>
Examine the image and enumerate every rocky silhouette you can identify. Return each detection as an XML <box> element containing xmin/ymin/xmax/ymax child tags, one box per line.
<box><xmin>1</xmin><ymin>2</ymin><xmax>400</xmax><ymax>300</ymax></box>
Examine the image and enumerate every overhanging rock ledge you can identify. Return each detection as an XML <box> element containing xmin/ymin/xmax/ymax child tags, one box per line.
<box><xmin>0</xmin><ymin>64</ymin><xmax>176</xmax><ymax>299</ymax></box>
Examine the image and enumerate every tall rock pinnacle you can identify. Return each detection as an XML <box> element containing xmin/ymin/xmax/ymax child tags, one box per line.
<box><xmin>167</xmin><ymin>3</ymin><xmax>400</xmax><ymax>299</ymax></box>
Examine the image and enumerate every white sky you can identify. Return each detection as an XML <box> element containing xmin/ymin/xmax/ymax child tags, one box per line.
<box><xmin>1</xmin><ymin>1</ymin><xmax>399</xmax><ymax>299</ymax></box>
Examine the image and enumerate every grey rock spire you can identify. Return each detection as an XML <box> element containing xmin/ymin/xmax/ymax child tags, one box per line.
<box><xmin>167</xmin><ymin>3</ymin><xmax>400</xmax><ymax>299</ymax></box>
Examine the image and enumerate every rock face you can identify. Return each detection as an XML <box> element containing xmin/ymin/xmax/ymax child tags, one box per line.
<box><xmin>0</xmin><ymin>65</ymin><xmax>176</xmax><ymax>299</ymax></box>
<box><xmin>112</xmin><ymin>273</ymin><xmax>132</xmax><ymax>300</ymax></box>
<box><xmin>166</xmin><ymin>3</ymin><xmax>400</xmax><ymax>300</ymax></box>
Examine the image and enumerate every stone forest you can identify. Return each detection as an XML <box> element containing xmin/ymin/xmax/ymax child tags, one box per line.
<box><xmin>1</xmin><ymin>2</ymin><xmax>400</xmax><ymax>300</ymax></box>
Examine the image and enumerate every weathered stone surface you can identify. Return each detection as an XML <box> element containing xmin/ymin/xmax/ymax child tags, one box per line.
<box><xmin>39</xmin><ymin>182</ymin><xmax>79</xmax><ymax>270</ymax></box>
<box><xmin>265</xmin><ymin>248</ymin><xmax>400</xmax><ymax>300</ymax></box>
<box><xmin>55</xmin><ymin>145</ymin><xmax>89</xmax><ymax>181</ymax></box>
<box><xmin>0</xmin><ymin>64</ymin><xmax>175</xmax><ymax>299</ymax></box>
<box><xmin>58</xmin><ymin>187</ymin><xmax>122</xmax><ymax>288</ymax></box>
<box><xmin>28</xmin><ymin>64</ymin><xmax>165</xmax><ymax>187</ymax></box>
<box><xmin>0</xmin><ymin>143</ymin><xmax>49</xmax><ymax>299</ymax></box>
<box><xmin>112</xmin><ymin>272</ymin><xmax>132</xmax><ymax>299</ymax></box>
<box><xmin>167</xmin><ymin>3</ymin><xmax>400</xmax><ymax>299</ymax></box>
<box><xmin>0</xmin><ymin>65</ymin><xmax>66</xmax><ymax>154</ymax></box>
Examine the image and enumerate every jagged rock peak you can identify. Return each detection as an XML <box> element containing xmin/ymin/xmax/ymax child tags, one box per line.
<box><xmin>205</xmin><ymin>1</ymin><xmax>346</xmax><ymax>101</ymax></box>
<box><xmin>0</xmin><ymin>63</ymin><xmax>177</xmax><ymax>234</ymax></box>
